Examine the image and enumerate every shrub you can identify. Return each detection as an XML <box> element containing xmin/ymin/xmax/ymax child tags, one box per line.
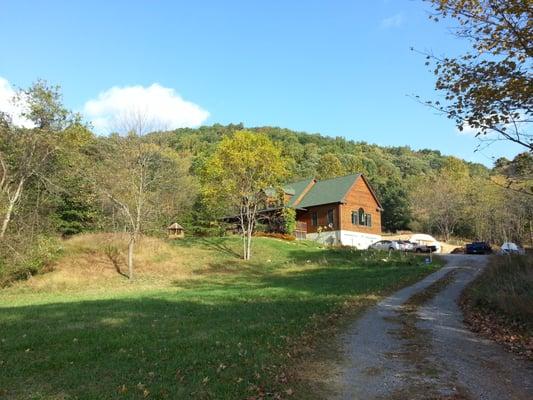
<box><xmin>282</xmin><ymin>207</ymin><xmax>296</xmax><ymax>235</ymax></box>
<box><xmin>0</xmin><ymin>235</ymin><xmax>63</xmax><ymax>286</ymax></box>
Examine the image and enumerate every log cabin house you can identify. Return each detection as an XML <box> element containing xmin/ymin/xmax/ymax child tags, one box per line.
<box><xmin>281</xmin><ymin>174</ymin><xmax>383</xmax><ymax>249</ymax></box>
<box><xmin>224</xmin><ymin>173</ymin><xmax>383</xmax><ymax>249</ymax></box>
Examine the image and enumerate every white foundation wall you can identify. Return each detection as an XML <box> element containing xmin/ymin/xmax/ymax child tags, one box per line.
<box><xmin>339</xmin><ymin>230</ymin><xmax>381</xmax><ymax>249</ymax></box>
<box><xmin>306</xmin><ymin>230</ymin><xmax>381</xmax><ymax>249</ymax></box>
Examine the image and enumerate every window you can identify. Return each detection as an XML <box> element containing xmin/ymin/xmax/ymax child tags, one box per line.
<box><xmin>311</xmin><ymin>212</ymin><xmax>318</xmax><ymax>226</ymax></box>
<box><xmin>358</xmin><ymin>208</ymin><xmax>365</xmax><ymax>225</ymax></box>
<box><xmin>365</xmin><ymin>213</ymin><xmax>372</xmax><ymax>227</ymax></box>
<box><xmin>351</xmin><ymin>211</ymin><xmax>357</xmax><ymax>225</ymax></box>
<box><xmin>327</xmin><ymin>209</ymin><xmax>334</xmax><ymax>226</ymax></box>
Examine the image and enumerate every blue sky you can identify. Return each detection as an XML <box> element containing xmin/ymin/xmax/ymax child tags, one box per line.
<box><xmin>0</xmin><ymin>0</ymin><xmax>525</xmax><ymax>166</ymax></box>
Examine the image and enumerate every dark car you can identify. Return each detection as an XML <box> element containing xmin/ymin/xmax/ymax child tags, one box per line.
<box><xmin>465</xmin><ymin>242</ymin><xmax>492</xmax><ymax>255</ymax></box>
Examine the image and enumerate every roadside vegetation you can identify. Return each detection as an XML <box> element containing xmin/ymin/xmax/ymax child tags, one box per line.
<box><xmin>461</xmin><ymin>254</ymin><xmax>533</xmax><ymax>360</ymax></box>
<box><xmin>0</xmin><ymin>234</ymin><xmax>441</xmax><ymax>399</ymax></box>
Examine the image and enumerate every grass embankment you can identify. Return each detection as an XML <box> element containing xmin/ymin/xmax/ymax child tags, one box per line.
<box><xmin>461</xmin><ymin>254</ymin><xmax>533</xmax><ymax>360</ymax></box>
<box><xmin>0</xmin><ymin>234</ymin><xmax>441</xmax><ymax>399</ymax></box>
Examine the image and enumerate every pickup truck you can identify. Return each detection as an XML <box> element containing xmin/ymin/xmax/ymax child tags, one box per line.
<box><xmin>465</xmin><ymin>242</ymin><xmax>492</xmax><ymax>255</ymax></box>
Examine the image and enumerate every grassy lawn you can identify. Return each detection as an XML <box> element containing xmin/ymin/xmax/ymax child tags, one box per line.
<box><xmin>0</xmin><ymin>235</ymin><xmax>441</xmax><ymax>399</ymax></box>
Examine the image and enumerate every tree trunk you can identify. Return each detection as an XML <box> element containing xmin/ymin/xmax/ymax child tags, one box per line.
<box><xmin>246</xmin><ymin>229</ymin><xmax>252</xmax><ymax>260</ymax></box>
<box><xmin>0</xmin><ymin>179</ymin><xmax>24</xmax><ymax>239</ymax></box>
<box><xmin>127</xmin><ymin>235</ymin><xmax>135</xmax><ymax>280</ymax></box>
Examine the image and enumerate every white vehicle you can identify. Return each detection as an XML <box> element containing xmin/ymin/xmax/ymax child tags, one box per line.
<box><xmin>369</xmin><ymin>240</ymin><xmax>402</xmax><ymax>251</ymax></box>
<box><xmin>499</xmin><ymin>242</ymin><xmax>526</xmax><ymax>255</ymax></box>
<box><xmin>409</xmin><ymin>234</ymin><xmax>442</xmax><ymax>253</ymax></box>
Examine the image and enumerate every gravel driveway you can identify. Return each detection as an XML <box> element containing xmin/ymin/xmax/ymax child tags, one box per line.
<box><xmin>334</xmin><ymin>255</ymin><xmax>533</xmax><ymax>400</ymax></box>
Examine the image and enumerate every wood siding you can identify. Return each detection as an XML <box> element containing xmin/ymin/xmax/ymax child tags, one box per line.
<box><xmin>294</xmin><ymin>177</ymin><xmax>382</xmax><ymax>235</ymax></box>
<box><xmin>339</xmin><ymin>177</ymin><xmax>382</xmax><ymax>235</ymax></box>
<box><xmin>296</xmin><ymin>204</ymin><xmax>340</xmax><ymax>234</ymax></box>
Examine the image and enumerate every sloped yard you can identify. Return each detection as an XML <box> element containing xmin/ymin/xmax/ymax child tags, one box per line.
<box><xmin>0</xmin><ymin>235</ymin><xmax>441</xmax><ymax>399</ymax></box>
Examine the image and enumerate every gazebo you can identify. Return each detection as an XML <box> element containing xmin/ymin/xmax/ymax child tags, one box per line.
<box><xmin>167</xmin><ymin>223</ymin><xmax>185</xmax><ymax>239</ymax></box>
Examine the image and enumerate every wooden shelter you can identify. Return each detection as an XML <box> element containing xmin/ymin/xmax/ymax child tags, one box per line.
<box><xmin>167</xmin><ymin>222</ymin><xmax>185</xmax><ymax>239</ymax></box>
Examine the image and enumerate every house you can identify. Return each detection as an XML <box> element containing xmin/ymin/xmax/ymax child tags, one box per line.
<box><xmin>282</xmin><ymin>174</ymin><xmax>383</xmax><ymax>249</ymax></box>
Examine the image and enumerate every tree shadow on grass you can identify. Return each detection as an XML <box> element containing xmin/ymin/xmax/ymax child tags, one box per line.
<box><xmin>169</xmin><ymin>236</ymin><xmax>242</xmax><ymax>259</ymax></box>
<box><xmin>0</xmin><ymin>295</ymin><xmax>331</xmax><ymax>400</ymax></box>
<box><xmin>0</xmin><ymin>249</ymin><xmax>435</xmax><ymax>400</ymax></box>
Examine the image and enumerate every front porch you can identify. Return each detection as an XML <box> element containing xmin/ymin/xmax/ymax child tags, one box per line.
<box><xmin>295</xmin><ymin>221</ymin><xmax>307</xmax><ymax>240</ymax></box>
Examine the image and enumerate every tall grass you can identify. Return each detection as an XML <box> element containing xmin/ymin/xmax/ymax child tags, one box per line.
<box><xmin>467</xmin><ymin>254</ymin><xmax>533</xmax><ymax>328</ymax></box>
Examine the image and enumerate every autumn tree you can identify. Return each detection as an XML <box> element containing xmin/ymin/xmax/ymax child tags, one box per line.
<box><xmin>409</xmin><ymin>158</ymin><xmax>470</xmax><ymax>241</ymax></box>
<box><xmin>421</xmin><ymin>0</ymin><xmax>532</xmax><ymax>151</ymax></box>
<box><xmin>0</xmin><ymin>80</ymin><xmax>77</xmax><ymax>239</ymax></box>
<box><xmin>202</xmin><ymin>131</ymin><xmax>287</xmax><ymax>260</ymax></box>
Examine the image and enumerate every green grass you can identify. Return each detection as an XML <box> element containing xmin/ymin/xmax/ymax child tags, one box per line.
<box><xmin>0</xmin><ymin>236</ymin><xmax>441</xmax><ymax>399</ymax></box>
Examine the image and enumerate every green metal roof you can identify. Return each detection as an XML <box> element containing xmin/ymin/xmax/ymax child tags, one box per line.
<box><xmin>295</xmin><ymin>174</ymin><xmax>361</xmax><ymax>208</ymax></box>
<box><xmin>283</xmin><ymin>178</ymin><xmax>315</xmax><ymax>207</ymax></box>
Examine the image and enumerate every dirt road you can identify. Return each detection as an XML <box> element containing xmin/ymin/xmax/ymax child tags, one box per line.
<box><xmin>334</xmin><ymin>255</ymin><xmax>533</xmax><ymax>400</ymax></box>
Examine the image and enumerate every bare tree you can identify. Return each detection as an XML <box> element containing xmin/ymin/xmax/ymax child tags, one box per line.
<box><xmin>94</xmin><ymin>111</ymin><xmax>193</xmax><ymax>278</ymax></box>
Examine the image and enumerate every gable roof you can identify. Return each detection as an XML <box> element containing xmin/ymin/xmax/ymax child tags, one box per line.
<box><xmin>283</xmin><ymin>173</ymin><xmax>383</xmax><ymax>210</ymax></box>
<box><xmin>283</xmin><ymin>178</ymin><xmax>315</xmax><ymax>207</ymax></box>
<box><xmin>168</xmin><ymin>222</ymin><xmax>184</xmax><ymax>230</ymax></box>
<box><xmin>296</xmin><ymin>174</ymin><xmax>361</xmax><ymax>208</ymax></box>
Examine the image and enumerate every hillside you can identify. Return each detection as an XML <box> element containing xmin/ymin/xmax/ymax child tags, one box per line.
<box><xmin>153</xmin><ymin>124</ymin><xmax>490</xmax><ymax>233</ymax></box>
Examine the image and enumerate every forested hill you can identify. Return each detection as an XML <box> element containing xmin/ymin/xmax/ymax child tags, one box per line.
<box><xmin>162</xmin><ymin>123</ymin><xmax>488</xmax><ymax>179</ymax></box>
<box><xmin>153</xmin><ymin>123</ymin><xmax>490</xmax><ymax>232</ymax></box>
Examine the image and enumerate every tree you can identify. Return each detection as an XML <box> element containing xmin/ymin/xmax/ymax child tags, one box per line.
<box><xmin>409</xmin><ymin>158</ymin><xmax>470</xmax><ymax>241</ymax></box>
<box><xmin>0</xmin><ymin>81</ymin><xmax>76</xmax><ymax>239</ymax></box>
<box><xmin>316</xmin><ymin>153</ymin><xmax>344</xmax><ymax>179</ymax></box>
<box><xmin>421</xmin><ymin>0</ymin><xmax>532</xmax><ymax>151</ymax></box>
<box><xmin>202</xmin><ymin>131</ymin><xmax>287</xmax><ymax>260</ymax></box>
<box><xmin>377</xmin><ymin>178</ymin><xmax>411</xmax><ymax>232</ymax></box>
<box><xmin>93</xmin><ymin>111</ymin><xmax>196</xmax><ymax>279</ymax></box>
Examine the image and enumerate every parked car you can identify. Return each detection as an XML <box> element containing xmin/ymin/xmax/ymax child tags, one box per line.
<box><xmin>499</xmin><ymin>242</ymin><xmax>525</xmax><ymax>255</ymax></box>
<box><xmin>465</xmin><ymin>242</ymin><xmax>492</xmax><ymax>255</ymax></box>
<box><xmin>397</xmin><ymin>240</ymin><xmax>415</xmax><ymax>251</ymax></box>
<box><xmin>369</xmin><ymin>240</ymin><xmax>402</xmax><ymax>251</ymax></box>
<box><xmin>412</xmin><ymin>243</ymin><xmax>438</xmax><ymax>253</ymax></box>
<box><xmin>409</xmin><ymin>234</ymin><xmax>442</xmax><ymax>253</ymax></box>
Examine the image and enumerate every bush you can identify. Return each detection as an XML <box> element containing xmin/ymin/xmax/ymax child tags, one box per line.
<box><xmin>0</xmin><ymin>235</ymin><xmax>63</xmax><ymax>286</ymax></box>
<box><xmin>282</xmin><ymin>207</ymin><xmax>296</xmax><ymax>235</ymax></box>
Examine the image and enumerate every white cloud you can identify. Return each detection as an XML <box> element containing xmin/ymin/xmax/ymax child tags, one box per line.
<box><xmin>457</xmin><ymin>123</ymin><xmax>480</xmax><ymax>136</ymax></box>
<box><xmin>380</xmin><ymin>13</ymin><xmax>404</xmax><ymax>29</ymax></box>
<box><xmin>84</xmin><ymin>83</ymin><xmax>210</xmax><ymax>134</ymax></box>
<box><xmin>0</xmin><ymin>77</ymin><xmax>34</xmax><ymax>128</ymax></box>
